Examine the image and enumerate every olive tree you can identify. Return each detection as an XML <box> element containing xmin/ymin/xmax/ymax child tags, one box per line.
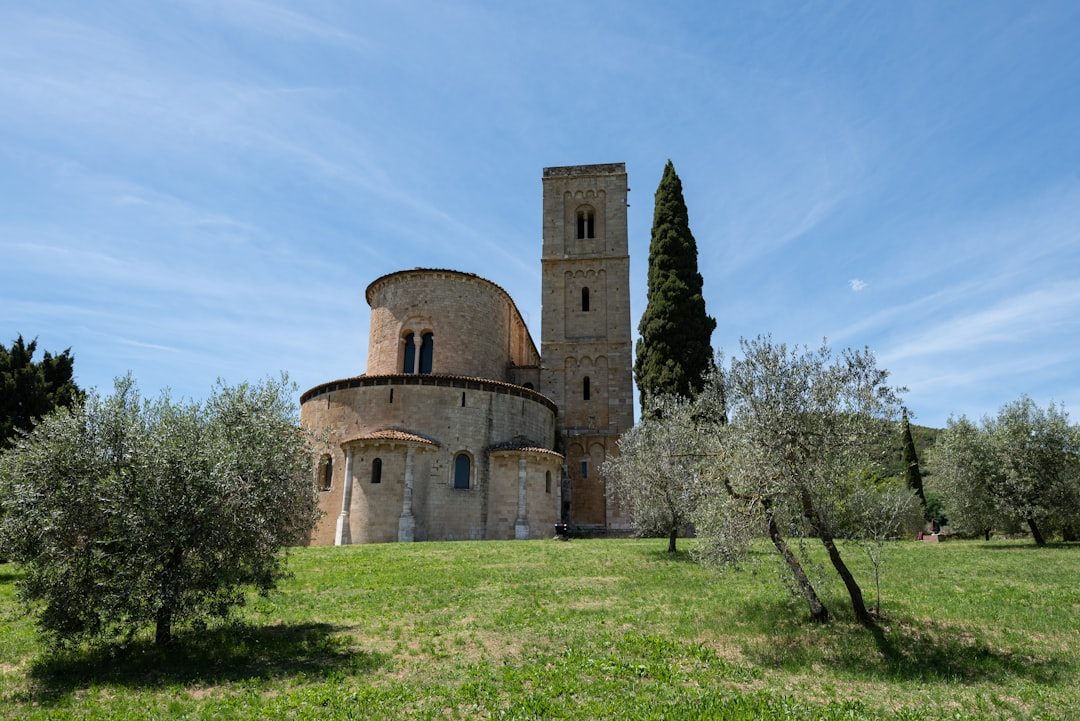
<box><xmin>844</xmin><ymin>482</ymin><xmax>923</xmax><ymax>616</ymax></box>
<box><xmin>604</xmin><ymin>394</ymin><xmax>705</xmax><ymax>552</ymax></box>
<box><xmin>0</xmin><ymin>374</ymin><xmax>321</xmax><ymax>648</ymax></box>
<box><xmin>932</xmin><ymin>397</ymin><xmax>1079</xmax><ymax>544</ymax></box>
<box><xmin>694</xmin><ymin>336</ymin><xmax>904</xmax><ymax>626</ymax></box>
<box><xmin>928</xmin><ymin>416</ymin><xmax>1001</xmax><ymax>540</ymax></box>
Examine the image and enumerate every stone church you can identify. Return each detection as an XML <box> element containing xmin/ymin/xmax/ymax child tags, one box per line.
<box><xmin>301</xmin><ymin>163</ymin><xmax>634</xmax><ymax>544</ymax></box>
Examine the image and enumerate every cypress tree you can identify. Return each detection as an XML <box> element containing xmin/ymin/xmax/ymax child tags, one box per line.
<box><xmin>901</xmin><ymin>409</ymin><xmax>928</xmax><ymax>509</ymax></box>
<box><xmin>634</xmin><ymin>161</ymin><xmax>716</xmax><ymax>405</ymax></box>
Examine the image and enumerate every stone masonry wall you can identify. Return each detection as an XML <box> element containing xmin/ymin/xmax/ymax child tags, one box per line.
<box><xmin>301</xmin><ymin>376</ymin><xmax>560</xmax><ymax>543</ymax></box>
<box><xmin>365</xmin><ymin>269</ymin><xmax>540</xmax><ymax>380</ymax></box>
<box><xmin>540</xmin><ymin>163</ymin><xmax>634</xmax><ymax>530</ymax></box>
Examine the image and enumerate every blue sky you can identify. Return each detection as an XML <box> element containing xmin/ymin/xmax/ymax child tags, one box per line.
<box><xmin>2</xmin><ymin>1</ymin><xmax>1078</xmax><ymax>429</ymax></box>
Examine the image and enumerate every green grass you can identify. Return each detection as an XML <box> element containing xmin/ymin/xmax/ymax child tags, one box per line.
<box><xmin>2</xmin><ymin>538</ymin><xmax>1078</xmax><ymax>719</ymax></box>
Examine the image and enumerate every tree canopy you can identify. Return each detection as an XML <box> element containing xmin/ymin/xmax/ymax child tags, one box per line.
<box><xmin>694</xmin><ymin>336</ymin><xmax>910</xmax><ymax>626</ymax></box>
<box><xmin>604</xmin><ymin>394</ymin><xmax>704</xmax><ymax>553</ymax></box>
<box><xmin>1</xmin><ymin>334</ymin><xmax>82</xmax><ymax>448</ymax></box>
<box><xmin>0</xmin><ymin>374</ymin><xmax>321</xmax><ymax>648</ymax></box>
<box><xmin>931</xmin><ymin>396</ymin><xmax>1079</xmax><ymax>544</ymax></box>
<box><xmin>634</xmin><ymin>161</ymin><xmax>716</xmax><ymax>405</ymax></box>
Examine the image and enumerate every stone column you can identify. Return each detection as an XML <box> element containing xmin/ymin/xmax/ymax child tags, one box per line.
<box><xmin>398</xmin><ymin>445</ymin><xmax>416</xmax><ymax>542</ymax></box>
<box><xmin>514</xmin><ymin>454</ymin><xmax>530</xmax><ymax>540</ymax></box>
<box><xmin>335</xmin><ymin>446</ymin><xmax>353</xmax><ymax>546</ymax></box>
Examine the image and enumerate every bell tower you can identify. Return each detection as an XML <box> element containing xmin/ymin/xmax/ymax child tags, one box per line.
<box><xmin>540</xmin><ymin>163</ymin><xmax>634</xmax><ymax>532</ymax></box>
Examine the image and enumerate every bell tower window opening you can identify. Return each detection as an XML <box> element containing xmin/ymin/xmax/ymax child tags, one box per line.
<box><xmin>419</xmin><ymin>332</ymin><xmax>434</xmax><ymax>374</ymax></box>
<box><xmin>576</xmin><ymin>207</ymin><xmax>595</xmax><ymax>239</ymax></box>
<box><xmin>581</xmin><ymin>286</ymin><xmax>590</xmax><ymax>312</ymax></box>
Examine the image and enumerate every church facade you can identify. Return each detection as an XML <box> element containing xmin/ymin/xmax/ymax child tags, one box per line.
<box><xmin>301</xmin><ymin>163</ymin><xmax>634</xmax><ymax>544</ymax></box>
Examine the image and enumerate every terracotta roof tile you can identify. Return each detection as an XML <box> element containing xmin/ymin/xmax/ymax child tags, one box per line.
<box><xmin>344</xmin><ymin>429</ymin><xmax>440</xmax><ymax>446</ymax></box>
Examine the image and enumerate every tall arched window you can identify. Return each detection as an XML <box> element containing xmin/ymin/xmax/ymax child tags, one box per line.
<box><xmin>453</xmin><ymin>452</ymin><xmax>471</xmax><ymax>489</ymax></box>
<box><xmin>403</xmin><ymin>333</ymin><xmax>416</xmax><ymax>373</ymax></box>
<box><xmin>583</xmin><ymin>375</ymin><xmax>591</xmax><ymax>401</ymax></box>
<box><xmin>371</xmin><ymin>458</ymin><xmax>382</xmax><ymax>484</ymax></box>
<box><xmin>419</xmin><ymin>332</ymin><xmax>434</xmax><ymax>374</ymax></box>
<box><xmin>581</xmin><ymin>287</ymin><xmax>590</xmax><ymax>312</ymax></box>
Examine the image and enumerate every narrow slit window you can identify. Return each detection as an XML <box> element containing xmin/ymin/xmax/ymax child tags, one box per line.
<box><xmin>581</xmin><ymin>287</ymin><xmax>590</xmax><ymax>312</ymax></box>
<box><xmin>580</xmin><ymin>461</ymin><xmax>588</xmax><ymax>479</ymax></box>
<box><xmin>583</xmin><ymin>376</ymin><xmax>591</xmax><ymax>401</ymax></box>
<box><xmin>545</xmin><ymin>471</ymin><xmax>552</xmax><ymax>494</ymax></box>
<box><xmin>371</xmin><ymin>458</ymin><xmax>382</xmax><ymax>484</ymax></box>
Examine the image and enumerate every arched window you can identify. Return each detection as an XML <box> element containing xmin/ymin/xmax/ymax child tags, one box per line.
<box><xmin>318</xmin><ymin>455</ymin><xmax>333</xmax><ymax>491</ymax></box>
<box><xmin>545</xmin><ymin>470</ymin><xmax>552</xmax><ymax>494</ymax></box>
<box><xmin>583</xmin><ymin>375</ymin><xmax>591</xmax><ymax>401</ymax></box>
<box><xmin>453</xmin><ymin>452</ymin><xmax>471</xmax><ymax>489</ymax></box>
<box><xmin>576</xmin><ymin>207</ymin><xmax>595</xmax><ymax>239</ymax></box>
<box><xmin>581</xmin><ymin>286</ymin><xmax>590</xmax><ymax>312</ymax></box>
<box><xmin>371</xmin><ymin>458</ymin><xmax>382</xmax><ymax>484</ymax></box>
<box><xmin>403</xmin><ymin>333</ymin><xmax>416</xmax><ymax>373</ymax></box>
<box><xmin>419</xmin><ymin>332</ymin><xmax>434</xmax><ymax>374</ymax></box>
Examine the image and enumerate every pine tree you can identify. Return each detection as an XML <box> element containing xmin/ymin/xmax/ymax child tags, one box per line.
<box><xmin>634</xmin><ymin>161</ymin><xmax>716</xmax><ymax>405</ymax></box>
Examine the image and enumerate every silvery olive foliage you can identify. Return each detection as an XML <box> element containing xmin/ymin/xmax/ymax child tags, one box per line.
<box><xmin>604</xmin><ymin>394</ymin><xmax>710</xmax><ymax>553</ymax></box>
<box><xmin>928</xmin><ymin>416</ymin><xmax>1002</xmax><ymax>539</ymax></box>
<box><xmin>570</xmin><ymin>334</ymin><xmax>918</xmax><ymax>624</ymax></box>
<box><xmin>694</xmin><ymin>336</ymin><xmax>906</xmax><ymax>625</ymax></box>
<box><xmin>0</xmin><ymin>374</ymin><xmax>321</xmax><ymax>648</ymax></box>
<box><xmin>844</xmin><ymin>482</ymin><xmax>924</xmax><ymax>616</ymax></box>
<box><xmin>931</xmin><ymin>396</ymin><xmax>1080</xmax><ymax>544</ymax></box>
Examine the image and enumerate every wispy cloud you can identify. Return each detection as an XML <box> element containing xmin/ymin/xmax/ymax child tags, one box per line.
<box><xmin>881</xmin><ymin>281</ymin><xmax>1080</xmax><ymax>366</ymax></box>
<box><xmin>176</xmin><ymin>0</ymin><xmax>368</xmax><ymax>47</ymax></box>
<box><xmin>849</xmin><ymin>279</ymin><xmax>867</xmax><ymax>292</ymax></box>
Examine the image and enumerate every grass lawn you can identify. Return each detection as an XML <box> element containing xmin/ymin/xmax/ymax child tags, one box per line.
<box><xmin>1</xmin><ymin>537</ymin><xmax>1078</xmax><ymax>719</ymax></box>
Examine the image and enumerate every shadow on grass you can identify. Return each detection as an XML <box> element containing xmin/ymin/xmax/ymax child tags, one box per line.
<box><xmin>27</xmin><ymin>621</ymin><xmax>388</xmax><ymax>704</ymax></box>
<box><xmin>862</xmin><ymin>620</ymin><xmax>1067</xmax><ymax>684</ymax></box>
<box><xmin>740</xmin><ymin>600</ymin><xmax>1072</xmax><ymax>686</ymax></box>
